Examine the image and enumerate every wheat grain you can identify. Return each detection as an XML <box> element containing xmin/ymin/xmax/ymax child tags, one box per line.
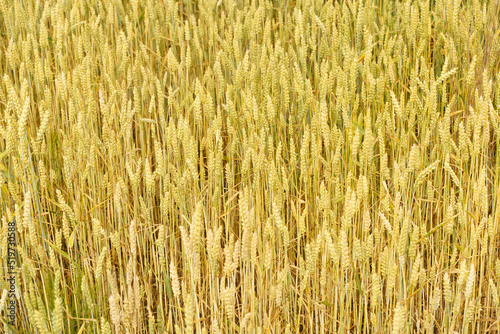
<box><xmin>2</xmin><ymin>0</ymin><xmax>499</xmax><ymax>332</ymax></box>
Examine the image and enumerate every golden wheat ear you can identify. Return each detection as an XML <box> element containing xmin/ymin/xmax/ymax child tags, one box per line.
<box><xmin>2</xmin><ymin>0</ymin><xmax>500</xmax><ymax>332</ymax></box>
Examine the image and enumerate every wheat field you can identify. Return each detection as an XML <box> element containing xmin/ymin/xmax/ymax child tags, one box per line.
<box><xmin>1</xmin><ymin>0</ymin><xmax>500</xmax><ymax>333</ymax></box>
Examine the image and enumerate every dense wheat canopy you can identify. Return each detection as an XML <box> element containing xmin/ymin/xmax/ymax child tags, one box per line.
<box><xmin>1</xmin><ymin>0</ymin><xmax>500</xmax><ymax>332</ymax></box>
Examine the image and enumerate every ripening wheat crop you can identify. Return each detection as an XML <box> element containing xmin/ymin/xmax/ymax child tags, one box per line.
<box><xmin>1</xmin><ymin>0</ymin><xmax>500</xmax><ymax>333</ymax></box>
